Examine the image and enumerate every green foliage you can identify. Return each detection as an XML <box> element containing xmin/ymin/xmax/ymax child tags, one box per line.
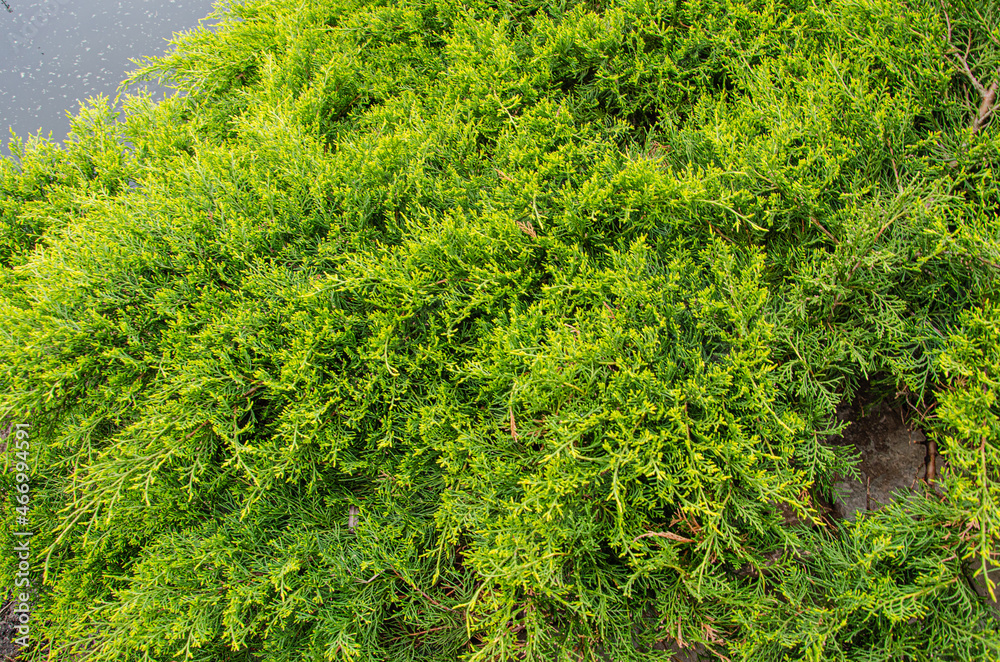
<box><xmin>1</xmin><ymin>0</ymin><xmax>998</xmax><ymax>660</ymax></box>
<box><xmin>733</xmin><ymin>495</ymin><xmax>1000</xmax><ymax>661</ymax></box>
<box><xmin>932</xmin><ymin>301</ymin><xmax>1000</xmax><ymax>602</ymax></box>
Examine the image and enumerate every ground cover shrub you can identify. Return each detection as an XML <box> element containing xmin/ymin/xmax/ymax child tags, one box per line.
<box><xmin>0</xmin><ymin>0</ymin><xmax>998</xmax><ymax>660</ymax></box>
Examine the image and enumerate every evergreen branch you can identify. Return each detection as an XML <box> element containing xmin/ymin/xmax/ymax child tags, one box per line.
<box><xmin>390</xmin><ymin>567</ymin><xmax>460</xmax><ymax>613</ymax></box>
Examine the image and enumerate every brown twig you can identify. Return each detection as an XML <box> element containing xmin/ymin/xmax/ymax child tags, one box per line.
<box><xmin>632</xmin><ymin>531</ymin><xmax>694</xmax><ymax>544</ymax></box>
<box><xmin>183</xmin><ymin>421</ymin><xmax>210</xmax><ymax>440</ymax></box>
<box><xmin>926</xmin><ymin>439</ymin><xmax>938</xmax><ymax>482</ymax></box>
<box><xmin>973</xmin><ymin>80</ymin><xmax>998</xmax><ymax>134</ymax></box>
<box><xmin>708</xmin><ymin>223</ymin><xmax>736</xmax><ymax>244</ymax></box>
<box><xmin>390</xmin><ymin>568</ymin><xmax>459</xmax><ymax>612</ymax></box>
<box><xmin>978</xmin><ymin>255</ymin><xmax>1000</xmax><ymax>270</ymax></box>
<box><xmin>515</xmin><ymin>219</ymin><xmax>537</xmax><ymax>239</ymax></box>
<box><xmin>959</xmin><ymin>29</ymin><xmax>987</xmax><ymax>95</ymax></box>
<box><xmin>810</xmin><ymin>216</ymin><xmax>839</xmax><ymax>244</ymax></box>
<box><xmin>239</xmin><ymin>384</ymin><xmax>261</xmax><ymax>399</ymax></box>
<box><xmin>941</xmin><ymin>13</ymin><xmax>999</xmax><ymax>135</ymax></box>
<box><xmin>355</xmin><ymin>571</ymin><xmax>381</xmax><ymax>584</ymax></box>
<box><xmin>940</xmin><ymin>0</ymin><xmax>953</xmax><ymax>42</ymax></box>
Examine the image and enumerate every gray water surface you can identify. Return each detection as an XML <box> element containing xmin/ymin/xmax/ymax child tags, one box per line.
<box><xmin>2</xmin><ymin>0</ymin><xmax>218</xmax><ymax>156</ymax></box>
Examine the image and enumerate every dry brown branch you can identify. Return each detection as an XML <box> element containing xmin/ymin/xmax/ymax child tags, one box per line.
<box><xmin>708</xmin><ymin>223</ymin><xmax>736</xmax><ymax>244</ymax></box>
<box><xmin>515</xmin><ymin>219</ymin><xmax>537</xmax><ymax>239</ymax></box>
<box><xmin>941</xmin><ymin>10</ymin><xmax>999</xmax><ymax>135</ymax></box>
<box><xmin>810</xmin><ymin>216</ymin><xmax>839</xmax><ymax>244</ymax></box>
<box><xmin>960</xmin><ymin>29</ymin><xmax>987</xmax><ymax>95</ymax></box>
<box><xmin>941</xmin><ymin>0</ymin><xmax>953</xmax><ymax>42</ymax></box>
<box><xmin>632</xmin><ymin>530</ymin><xmax>694</xmax><ymax>544</ymax></box>
<box><xmin>355</xmin><ymin>571</ymin><xmax>381</xmax><ymax>584</ymax></box>
<box><xmin>973</xmin><ymin>80</ymin><xmax>999</xmax><ymax>134</ymax></box>
<box><xmin>390</xmin><ymin>568</ymin><xmax>459</xmax><ymax>612</ymax></box>
<box><xmin>978</xmin><ymin>255</ymin><xmax>1000</xmax><ymax>270</ymax></box>
<box><xmin>927</xmin><ymin>439</ymin><xmax>938</xmax><ymax>482</ymax></box>
<box><xmin>183</xmin><ymin>420</ymin><xmax>210</xmax><ymax>440</ymax></box>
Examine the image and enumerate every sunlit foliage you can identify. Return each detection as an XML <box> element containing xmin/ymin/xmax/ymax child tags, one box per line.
<box><xmin>1</xmin><ymin>0</ymin><xmax>998</xmax><ymax>660</ymax></box>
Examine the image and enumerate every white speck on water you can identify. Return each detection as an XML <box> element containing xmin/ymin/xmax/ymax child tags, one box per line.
<box><xmin>2</xmin><ymin>1</ymin><xmax>217</xmax><ymax>156</ymax></box>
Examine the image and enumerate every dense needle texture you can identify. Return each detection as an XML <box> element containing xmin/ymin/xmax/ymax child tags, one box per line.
<box><xmin>1</xmin><ymin>1</ymin><xmax>998</xmax><ymax>660</ymax></box>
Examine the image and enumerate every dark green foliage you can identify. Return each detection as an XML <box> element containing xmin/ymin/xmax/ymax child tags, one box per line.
<box><xmin>1</xmin><ymin>0</ymin><xmax>998</xmax><ymax>660</ymax></box>
<box><xmin>733</xmin><ymin>494</ymin><xmax>1000</xmax><ymax>661</ymax></box>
